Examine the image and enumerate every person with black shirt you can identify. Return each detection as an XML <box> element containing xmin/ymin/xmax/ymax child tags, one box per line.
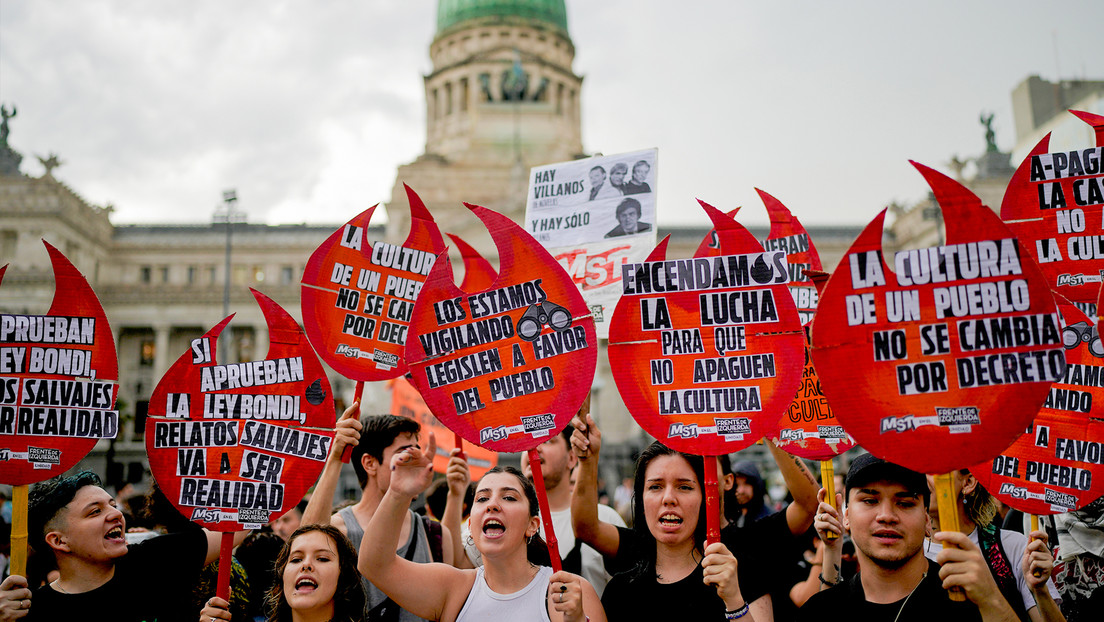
<box><xmin>797</xmin><ymin>453</ymin><xmax>1019</xmax><ymax>622</ymax></box>
<box><xmin>571</xmin><ymin>420</ymin><xmax>762</xmax><ymax>621</ymax></box>
<box><xmin>621</xmin><ymin>161</ymin><xmax>652</xmax><ymax>195</ymax></box>
<box><xmin>20</xmin><ymin>471</ymin><xmax>232</xmax><ymax>622</ymax></box>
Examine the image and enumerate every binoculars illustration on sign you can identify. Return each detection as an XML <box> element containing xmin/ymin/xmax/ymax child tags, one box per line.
<box><xmin>516</xmin><ymin>300</ymin><xmax>573</xmax><ymax>341</ymax></box>
<box><xmin>1062</xmin><ymin>321</ymin><xmax>1104</xmax><ymax>358</ymax></box>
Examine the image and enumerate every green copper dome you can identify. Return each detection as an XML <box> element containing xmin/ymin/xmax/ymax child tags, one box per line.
<box><xmin>437</xmin><ymin>0</ymin><xmax>568</xmax><ymax>36</ymax></box>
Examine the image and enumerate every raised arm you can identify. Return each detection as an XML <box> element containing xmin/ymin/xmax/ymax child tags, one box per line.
<box><xmin>767</xmin><ymin>440</ymin><xmax>819</xmax><ymax>535</ymax></box>
<box><xmin>359</xmin><ymin>434</ymin><xmax>470</xmax><ymax>621</ymax></box>
<box><xmin>569</xmin><ymin>412</ymin><xmax>621</xmax><ymax>557</ymax></box>
<box><xmin>442</xmin><ymin>448</ymin><xmax>474</xmax><ymax>568</ymax></box>
<box><xmin>301</xmin><ymin>402</ymin><xmax>361</xmax><ymax>529</ymax></box>
<box><xmin>811</xmin><ymin>488</ymin><xmax>843</xmax><ymax>590</ymax></box>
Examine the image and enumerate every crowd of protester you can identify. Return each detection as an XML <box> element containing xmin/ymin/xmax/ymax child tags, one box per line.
<box><xmin>1</xmin><ymin>402</ymin><xmax>1102</xmax><ymax>621</ymax></box>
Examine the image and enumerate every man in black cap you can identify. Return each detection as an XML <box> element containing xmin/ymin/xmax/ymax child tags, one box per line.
<box><xmin>795</xmin><ymin>453</ymin><xmax>1019</xmax><ymax>621</ymax></box>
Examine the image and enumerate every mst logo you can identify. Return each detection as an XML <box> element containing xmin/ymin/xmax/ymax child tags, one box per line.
<box><xmin>669</xmin><ymin>423</ymin><xmax>700</xmax><ymax>439</ymax></box>
<box><xmin>480</xmin><ymin>426</ymin><xmax>509</xmax><ymax>444</ymax></box>
<box><xmin>998</xmin><ymin>483</ymin><xmax>1030</xmax><ymax>500</ymax></box>
<box><xmin>190</xmin><ymin>508</ymin><xmax>222</xmax><ymax>523</ymax></box>
<box><xmin>880</xmin><ymin>415</ymin><xmax>920</xmax><ymax>434</ymax></box>
<box><xmin>1056</xmin><ymin>272</ymin><xmax>1103</xmax><ymax>287</ymax></box>
<box><xmin>1057</xmin><ymin>273</ymin><xmax>1085</xmax><ymax>287</ymax></box>
<box><xmin>779</xmin><ymin>428</ymin><xmax>805</xmax><ymax>441</ymax></box>
<box><xmin>335</xmin><ymin>344</ymin><xmax>361</xmax><ymax>358</ymax></box>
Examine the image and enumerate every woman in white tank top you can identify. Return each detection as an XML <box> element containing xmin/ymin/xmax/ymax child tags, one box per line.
<box><xmin>359</xmin><ymin>435</ymin><xmax>606</xmax><ymax>622</ymax></box>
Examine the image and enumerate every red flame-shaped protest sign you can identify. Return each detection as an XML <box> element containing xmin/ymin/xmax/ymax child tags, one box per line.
<box><xmin>971</xmin><ymin>296</ymin><xmax>1104</xmax><ymax>514</ymax></box>
<box><xmin>0</xmin><ymin>242</ymin><xmax>119</xmax><ymax>485</ymax></box>
<box><xmin>812</xmin><ymin>162</ymin><xmax>1065</xmax><ymax>474</ymax></box>
<box><xmin>301</xmin><ymin>185</ymin><xmax>445</xmax><ymax>380</ymax></box>
<box><xmin>145</xmin><ymin>290</ymin><xmax>334</xmax><ymax>531</ymax></box>
<box><xmin>405</xmin><ymin>204</ymin><xmax>597</xmax><ymax>453</ymax></box>
<box><xmin>1001</xmin><ymin>110</ymin><xmax>1104</xmax><ymax>303</ymax></box>
<box><xmin>689</xmin><ymin>192</ymin><xmax>849</xmax><ymax>458</ymax></box>
<box><xmin>609</xmin><ymin>201</ymin><xmax>805</xmax><ymax>455</ymax></box>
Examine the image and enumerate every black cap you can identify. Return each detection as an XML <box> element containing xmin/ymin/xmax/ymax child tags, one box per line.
<box><xmin>844</xmin><ymin>453</ymin><xmax>929</xmax><ymax>504</ymax></box>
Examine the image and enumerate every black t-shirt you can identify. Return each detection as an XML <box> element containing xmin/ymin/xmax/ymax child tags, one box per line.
<box><xmin>607</xmin><ymin>524</ymin><xmax>769</xmax><ymax>606</ymax></box>
<box><xmin>721</xmin><ymin>511</ymin><xmax>803</xmax><ymax>621</ymax></box>
<box><xmin>30</xmin><ymin>530</ymin><xmax>208</xmax><ymax>622</ymax></box>
<box><xmin>603</xmin><ymin>562</ymin><xmax>728</xmax><ymax>622</ymax></box>
<box><xmin>795</xmin><ymin>559</ymin><xmax>984</xmax><ymax>622</ymax></box>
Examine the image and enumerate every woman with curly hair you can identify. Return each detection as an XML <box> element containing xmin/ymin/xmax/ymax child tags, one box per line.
<box><xmin>201</xmin><ymin>524</ymin><xmax>366</xmax><ymax>622</ymax></box>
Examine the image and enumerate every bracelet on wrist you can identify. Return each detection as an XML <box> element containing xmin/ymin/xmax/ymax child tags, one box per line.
<box><xmin>724</xmin><ymin>603</ymin><xmax>749</xmax><ymax>620</ymax></box>
<box><xmin>818</xmin><ymin>572</ymin><xmax>842</xmax><ymax>587</ymax></box>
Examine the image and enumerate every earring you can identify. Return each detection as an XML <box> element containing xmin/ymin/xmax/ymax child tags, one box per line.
<box><xmin>465</xmin><ymin>533</ymin><xmax>475</xmax><ymax>547</ymax></box>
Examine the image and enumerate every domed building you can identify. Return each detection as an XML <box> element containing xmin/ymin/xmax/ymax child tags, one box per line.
<box><xmin>385</xmin><ymin>0</ymin><xmax>586</xmax><ymax>244</ymax></box>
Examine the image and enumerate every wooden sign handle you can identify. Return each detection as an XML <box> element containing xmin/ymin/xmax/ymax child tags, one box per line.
<box><xmin>934</xmin><ymin>472</ymin><xmax>966</xmax><ymax>601</ymax></box>
<box><xmin>10</xmin><ymin>485</ymin><xmax>28</xmax><ymax>577</ymax></box>
<box><xmin>1029</xmin><ymin>514</ymin><xmax>1045</xmax><ymax>579</ymax></box>
<box><xmin>821</xmin><ymin>460</ymin><xmax>838</xmax><ymax>541</ymax></box>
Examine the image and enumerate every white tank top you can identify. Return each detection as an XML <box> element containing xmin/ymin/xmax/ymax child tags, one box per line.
<box><xmin>456</xmin><ymin>565</ymin><xmax>553</xmax><ymax>622</ymax></box>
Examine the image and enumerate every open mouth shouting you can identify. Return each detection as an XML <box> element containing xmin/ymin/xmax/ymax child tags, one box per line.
<box><xmin>295</xmin><ymin>576</ymin><xmax>319</xmax><ymax>593</ymax></box>
<box><xmin>104</xmin><ymin>524</ymin><xmax>125</xmax><ymax>543</ymax></box>
<box><xmin>482</xmin><ymin>518</ymin><xmax>506</xmax><ymax>539</ymax></box>
<box><xmin>657</xmin><ymin>512</ymin><xmax>684</xmax><ymax>532</ymax></box>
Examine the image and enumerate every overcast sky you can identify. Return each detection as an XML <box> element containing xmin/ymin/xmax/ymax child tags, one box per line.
<box><xmin>2</xmin><ymin>1</ymin><xmax>1102</xmax><ymax>230</ymax></box>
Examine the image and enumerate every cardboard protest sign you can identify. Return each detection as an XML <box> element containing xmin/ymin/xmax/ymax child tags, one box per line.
<box><xmin>811</xmin><ymin>162</ymin><xmax>1065</xmax><ymax>474</ymax></box>
<box><xmin>690</xmin><ymin>191</ymin><xmax>850</xmax><ymax>459</ymax></box>
<box><xmin>524</xmin><ymin>149</ymin><xmax>658</xmax><ymax>338</ymax></box>
<box><xmin>389</xmin><ymin>376</ymin><xmax>498</xmax><ymax>479</ymax></box>
<box><xmin>405</xmin><ymin>203</ymin><xmax>597</xmax><ymax>453</ymax></box>
<box><xmin>970</xmin><ymin>296</ymin><xmax>1104</xmax><ymax>515</ymax></box>
<box><xmin>0</xmin><ymin>241</ymin><xmax>119</xmax><ymax>485</ymax></box>
<box><xmin>301</xmin><ymin>184</ymin><xmax>446</xmax><ymax>380</ymax></box>
<box><xmin>145</xmin><ymin>290</ymin><xmax>334</xmax><ymax>531</ymax></box>
<box><xmin>608</xmin><ymin>201</ymin><xmax>805</xmax><ymax>455</ymax></box>
<box><xmin>1001</xmin><ymin>111</ymin><xmax>1104</xmax><ymax>304</ymax></box>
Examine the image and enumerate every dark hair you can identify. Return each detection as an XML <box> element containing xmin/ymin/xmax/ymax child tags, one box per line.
<box><xmin>425</xmin><ymin>479</ymin><xmax>449</xmax><ymax>519</ymax></box>
<box><xmin>632</xmin><ymin>160</ymin><xmax>650</xmax><ymax>172</ymax></box>
<box><xmin>615</xmin><ymin>198</ymin><xmax>642</xmax><ymax>219</ymax></box>
<box><xmin>477</xmin><ymin>466</ymin><xmax>551</xmax><ymax>566</ymax></box>
<box><xmin>28</xmin><ymin>471</ymin><xmax>104</xmax><ymax>559</ymax></box>
<box><xmin>589</xmin><ymin>165</ymin><xmax>606</xmax><ymax>174</ymax></box>
<box><xmin>629</xmin><ymin>442</ymin><xmax>708</xmax><ymax>580</ymax></box>
<box><xmin>351</xmin><ymin>414</ymin><xmax>421</xmax><ymax>489</ymax></box>
<box><xmin>236</xmin><ymin>531</ymin><xmax>287</xmax><ymax>621</ymax></box>
<box><xmin>266</xmin><ymin>524</ymin><xmax>366</xmax><ymax>622</ymax></box>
